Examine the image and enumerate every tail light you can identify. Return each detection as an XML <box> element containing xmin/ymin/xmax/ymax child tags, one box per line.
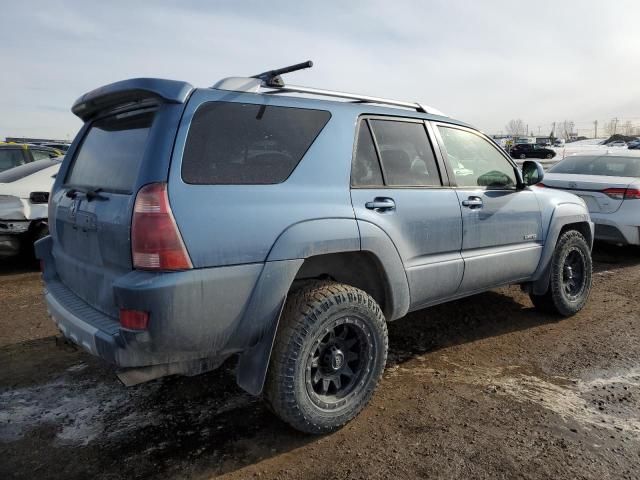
<box><xmin>120</xmin><ymin>309</ymin><xmax>150</xmax><ymax>330</ymax></box>
<box><xmin>132</xmin><ymin>183</ymin><xmax>192</xmax><ymax>270</ymax></box>
<box><xmin>603</xmin><ymin>188</ymin><xmax>640</xmax><ymax>200</ymax></box>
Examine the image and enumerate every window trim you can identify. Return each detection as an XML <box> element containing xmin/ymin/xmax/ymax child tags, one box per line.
<box><xmin>350</xmin><ymin>115</ymin><xmax>447</xmax><ymax>190</ymax></box>
<box><xmin>431</xmin><ymin>121</ymin><xmax>523</xmax><ymax>191</ymax></box>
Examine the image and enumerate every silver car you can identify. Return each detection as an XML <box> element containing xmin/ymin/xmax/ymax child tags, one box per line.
<box><xmin>542</xmin><ymin>152</ymin><xmax>640</xmax><ymax>245</ymax></box>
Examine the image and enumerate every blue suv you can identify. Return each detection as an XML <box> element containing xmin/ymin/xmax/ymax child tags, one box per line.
<box><xmin>37</xmin><ymin>62</ymin><xmax>594</xmax><ymax>433</ymax></box>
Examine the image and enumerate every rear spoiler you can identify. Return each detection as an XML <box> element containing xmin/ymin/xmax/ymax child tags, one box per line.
<box><xmin>71</xmin><ymin>78</ymin><xmax>194</xmax><ymax>121</ymax></box>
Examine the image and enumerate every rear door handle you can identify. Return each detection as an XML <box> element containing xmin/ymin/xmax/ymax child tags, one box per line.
<box><xmin>365</xmin><ymin>198</ymin><xmax>396</xmax><ymax>212</ymax></box>
<box><xmin>461</xmin><ymin>196</ymin><xmax>483</xmax><ymax>209</ymax></box>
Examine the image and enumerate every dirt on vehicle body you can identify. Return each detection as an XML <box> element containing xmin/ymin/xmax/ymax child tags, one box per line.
<box><xmin>1</xmin><ymin>244</ymin><xmax>639</xmax><ymax>480</ymax></box>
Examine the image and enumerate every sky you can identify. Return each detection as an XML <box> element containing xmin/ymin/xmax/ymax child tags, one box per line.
<box><xmin>2</xmin><ymin>0</ymin><xmax>640</xmax><ymax>140</ymax></box>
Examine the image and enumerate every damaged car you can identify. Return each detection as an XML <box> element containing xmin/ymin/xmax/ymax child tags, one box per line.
<box><xmin>0</xmin><ymin>158</ymin><xmax>61</xmax><ymax>258</ymax></box>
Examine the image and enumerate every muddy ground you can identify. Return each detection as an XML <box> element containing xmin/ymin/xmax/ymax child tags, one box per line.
<box><xmin>1</xmin><ymin>244</ymin><xmax>639</xmax><ymax>480</ymax></box>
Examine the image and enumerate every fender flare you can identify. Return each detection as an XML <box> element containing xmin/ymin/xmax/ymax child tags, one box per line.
<box><xmin>235</xmin><ymin>218</ymin><xmax>410</xmax><ymax>395</ymax></box>
<box><xmin>531</xmin><ymin>203</ymin><xmax>594</xmax><ymax>295</ymax></box>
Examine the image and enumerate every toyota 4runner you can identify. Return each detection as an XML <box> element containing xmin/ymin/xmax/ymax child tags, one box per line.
<box><xmin>37</xmin><ymin>62</ymin><xmax>594</xmax><ymax>434</ymax></box>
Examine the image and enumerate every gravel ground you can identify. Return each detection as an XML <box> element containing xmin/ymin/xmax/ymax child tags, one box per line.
<box><xmin>1</xmin><ymin>244</ymin><xmax>639</xmax><ymax>480</ymax></box>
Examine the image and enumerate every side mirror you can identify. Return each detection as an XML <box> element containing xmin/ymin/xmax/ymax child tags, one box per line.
<box><xmin>522</xmin><ymin>160</ymin><xmax>545</xmax><ymax>186</ymax></box>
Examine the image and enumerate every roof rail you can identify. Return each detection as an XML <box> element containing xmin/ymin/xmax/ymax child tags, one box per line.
<box><xmin>211</xmin><ymin>60</ymin><xmax>446</xmax><ymax>116</ymax></box>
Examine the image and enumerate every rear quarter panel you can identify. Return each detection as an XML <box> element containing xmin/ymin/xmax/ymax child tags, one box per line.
<box><xmin>168</xmin><ymin>89</ymin><xmax>358</xmax><ymax>268</ymax></box>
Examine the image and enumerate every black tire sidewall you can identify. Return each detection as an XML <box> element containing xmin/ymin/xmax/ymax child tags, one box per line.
<box><xmin>266</xmin><ymin>283</ymin><xmax>388</xmax><ymax>433</ymax></box>
<box><xmin>549</xmin><ymin>231</ymin><xmax>592</xmax><ymax>316</ymax></box>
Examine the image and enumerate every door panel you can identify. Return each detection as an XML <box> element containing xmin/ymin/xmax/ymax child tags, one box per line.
<box><xmin>352</xmin><ymin>189</ymin><xmax>463</xmax><ymax>308</ymax></box>
<box><xmin>455</xmin><ymin>188</ymin><xmax>543</xmax><ymax>291</ymax></box>
<box><xmin>351</xmin><ymin>117</ymin><xmax>463</xmax><ymax>309</ymax></box>
<box><xmin>434</xmin><ymin>124</ymin><xmax>543</xmax><ymax>292</ymax></box>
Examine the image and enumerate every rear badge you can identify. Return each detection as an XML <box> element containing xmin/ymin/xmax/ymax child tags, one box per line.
<box><xmin>524</xmin><ymin>234</ymin><xmax>537</xmax><ymax>240</ymax></box>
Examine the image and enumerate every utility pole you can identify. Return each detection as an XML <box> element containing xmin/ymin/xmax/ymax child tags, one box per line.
<box><xmin>594</xmin><ymin>120</ymin><xmax>598</xmax><ymax>139</ymax></box>
<box><xmin>613</xmin><ymin>117</ymin><xmax>619</xmax><ymax>135</ymax></box>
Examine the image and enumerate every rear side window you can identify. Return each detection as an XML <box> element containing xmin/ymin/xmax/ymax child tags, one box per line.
<box><xmin>369</xmin><ymin>120</ymin><xmax>441</xmax><ymax>187</ymax></box>
<box><xmin>182</xmin><ymin>102</ymin><xmax>331</xmax><ymax>184</ymax></box>
<box><xmin>66</xmin><ymin>110</ymin><xmax>155</xmax><ymax>192</ymax></box>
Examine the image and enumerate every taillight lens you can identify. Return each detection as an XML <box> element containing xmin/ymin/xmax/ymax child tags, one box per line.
<box><xmin>624</xmin><ymin>188</ymin><xmax>640</xmax><ymax>200</ymax></box>
<box><xmin>120</xmin><ymin>309</ymin><xmax>150</xmax><ymax>330</ymax></box>
<box><xmin>132</xmin><ymin>183</ymin><xmax>192</xmax><ymax>270</ymax></box>
<box><xmin>603</xmin><ymin>188</ymin><xmax>640</xmax><ymax>200</ymax></box>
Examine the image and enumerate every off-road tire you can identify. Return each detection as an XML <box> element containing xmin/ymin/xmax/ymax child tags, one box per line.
<box><xmin>530</xmin><ymin>230</ymin><xmax>592</xmax><ymax>316</ymax></box>
<box><xmin>264</xmin><ymin>281</ymin><xmax>388</xmax><ymax>434</ymax></box>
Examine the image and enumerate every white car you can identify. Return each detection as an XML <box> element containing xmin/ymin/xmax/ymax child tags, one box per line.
<box><xmin>0</xmin><ymin>158</ymin><xmax>61</xmax><ymax>257</ymax></box>
<box><xmin>540</xmin><ymin>152</ymin><xmax>640</xmax><ymax>245</ymax></box>
<box><xmin>608</xmin><ymin>141</ymin><xmax>627</xmax><ymax>148</ymax></box>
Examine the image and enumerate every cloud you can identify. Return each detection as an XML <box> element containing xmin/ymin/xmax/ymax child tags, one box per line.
<box><xmin>1</xmin><ymin>0</ymin><xmax>639</xmax><ymax>139</ymax></box>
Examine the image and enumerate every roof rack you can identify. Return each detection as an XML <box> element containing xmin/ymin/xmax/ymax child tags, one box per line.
<box><xmin>212</xmin><ymin>60</ymin><xmax>446</xmax><ymax>116</ymax></box>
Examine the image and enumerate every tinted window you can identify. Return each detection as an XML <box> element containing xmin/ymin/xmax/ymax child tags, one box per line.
<box><xmin>438</xmin><ymin>126</ymin><xmax>516</xmax><ymax>188</ymax></box>
<box><xmin>182</xmin><ymin>102</ymin><xmax>331</xmax><ymax>185</ymax></box>
<box><xmin>66</xmin><ymin>110</ymin><xmax>154</xmax><ymax>192</ymax></box>
<box><xmin>369</xmin><ymin>120</ymin><xmax>441</xmax><ymax>187</ymax></box>
<box><xmin>0</xmin><ymin>158</ymin><xmax>62</xmax><ymax>183</ymax></box>
<box><xmin>549</xmin><ymin>155</ymin><xmax>640</xmax><ymax>177</ymax></box>
<box><xmin>351</xmin><ymin>122</ymin><xmax>383</xmax><ymax>187</ymax></box>
<box><xmin>0</xmin><ymin>149</ymin><xmax>26</xmax><ymax>172</ymax></box>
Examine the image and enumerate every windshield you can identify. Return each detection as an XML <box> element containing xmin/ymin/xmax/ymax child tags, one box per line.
<box><xmin>548</xmin><ymin>155</ymin><xmax>640</xmax><ymax>177</ymax></box>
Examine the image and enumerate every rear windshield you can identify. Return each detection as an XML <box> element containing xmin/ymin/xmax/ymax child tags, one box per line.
<box><xmin>182</xmin><ymin>102</ymin><xmax>331</xmax><ymax>184</ymax></box>
<box><xmin>549</xmin><ymin>155</ymin><xmax>640</xmax><ymax>177</ymax></box>
<box><xmin>65</xmin><ymin>109</ymin><xmax>155</xmax><ymax>192</ymax></box>
<box><xmin>0</xmin><ymin>158</ymin><xmax>62</xmax><ymax>183</ymax></box>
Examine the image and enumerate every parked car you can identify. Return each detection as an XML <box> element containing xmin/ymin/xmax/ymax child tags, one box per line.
<box><xmin>626</xmin><ymin>139</ymin><xmax>640</xmax><ymax>150</ymax></box>
<box><xmin>0</xmin><ymin>143</ymin><xmax>63</xmax><ymax>173</ymax></box>
<box><xmin>0</xmin><ymin>158</ymin><xmax>62</xmax><ymax>257</ymax></box>
<box><xmin>541</xmin><ymin>153</ymin><xmax>640</xmax><ymax>245</ymax></box>
<box><xmin>510</xmin><ymin>143</ymin><xmax>556</xmax><ymax>160</ymax></box>
<box><xmin>607</xmin><ymin>140</ymin><xmax>627</xmax><ymax>148</ymax></box>
<box><xmin>37</xmin><ymin>64</ymin><xmax>594</xmax><ymax>434</ymax></box>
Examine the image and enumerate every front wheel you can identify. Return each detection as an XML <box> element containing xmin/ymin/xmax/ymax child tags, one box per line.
<box><xmin>264</xmin><ymin>281</ymin><xmax>388</xmax><ymax>434</ymax></box>
<box><xmin>530</xmin><ymin>230</ymin><xmax>592</xmax><ymax>316</ymax></box>
<box><xmin>519</xmin><ymin>153</ymin><xmax>526</xmax><ymax>159</ymax></box>
<box><xmin>545</xmin><ymin>153</ymin><xmax>553</xmax><ymax>159</ymax></box>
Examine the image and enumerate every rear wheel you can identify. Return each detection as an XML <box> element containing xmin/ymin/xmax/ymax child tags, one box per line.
<box><xmin>530</xmin><ymin>230</ymin><xmax>592</xmax><ymax>316</ymax></box>
<box><xmin>264</xmin><ymin>281</ymin><xmax>388</xmax><ymax>434</ymax></box>
<box><xmin>519</xmin><ymin>153</ymin><xmax>526</xmax><ymax>159</ymax></box>
<box><xmin>545</xmin><ymin>153</ymin><xmax>553</xmax><ymax>159</ymax></box>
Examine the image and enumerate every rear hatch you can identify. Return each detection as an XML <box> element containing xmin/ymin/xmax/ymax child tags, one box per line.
<box><xmin>542</xmin><ymin>173</ymin><xmax>634</xmax><ymax>214</ymax></box>
<box><xmin>50</xmin><ymin>79</ymin><xmax>193</xmax><ymax>318</ymax></box>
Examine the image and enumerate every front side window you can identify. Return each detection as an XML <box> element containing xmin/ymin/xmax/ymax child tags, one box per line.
<box><xmin>369</xmin><ymin>120</ymin><xmax>441</xmax><ymax>187</ymax></box>
<box><xmin>182</xmin><ymin>102</ymin><xmax>331</xmax><ymax>185</ymax></box>
<box><xmin>438</xmin><ymin>126</ymin><xmax>517</xmax><ymax>188</ymax></box>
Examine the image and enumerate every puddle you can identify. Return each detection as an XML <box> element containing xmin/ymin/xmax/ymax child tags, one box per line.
<box><xmin>392</xmin><ymin>358</ymin><xmax>640</xmax><ymax>437</ymax></box>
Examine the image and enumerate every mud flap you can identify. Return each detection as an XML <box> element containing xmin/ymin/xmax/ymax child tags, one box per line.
<box><xmin>235</xmin><ymin>298</ymin><xmax>286</xmax><ymax>395</ymax></box>
<box><xmin>233</xmin><ymin>258</ymin><xmax>303</xmax><ymax>396</ymax></box>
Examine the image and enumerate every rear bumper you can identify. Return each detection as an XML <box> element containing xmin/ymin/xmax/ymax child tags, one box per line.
<box><xmin>590</xmin><ymin>214</ymin><xmax>640</xmax><ymax>246</ymax></box>
<box><xmin>37</xmin><ymin>236</ymin><xmax>269</xmax><ymax>369</ymax></box>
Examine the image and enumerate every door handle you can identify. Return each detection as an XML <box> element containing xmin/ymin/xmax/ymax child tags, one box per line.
<box><xmin>461</xmin><ymin>196</ymin><xmax>483</xmax><ymax>209</ymax></box>
<box><xmin>365</xmin><ymin>198</ymin><xmax>396</xmax><ymax>211</ymax></box>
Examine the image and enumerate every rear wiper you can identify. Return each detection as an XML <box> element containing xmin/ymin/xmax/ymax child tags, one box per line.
<box><xmin>65</xmin><ymin>187</ymin><xmax>108</xmax><ymax>201</ymax></box>
<box><xmin>85</xmin><ymin>188</ymin><xmax>107</xmax><ymax>201</ymax></box>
